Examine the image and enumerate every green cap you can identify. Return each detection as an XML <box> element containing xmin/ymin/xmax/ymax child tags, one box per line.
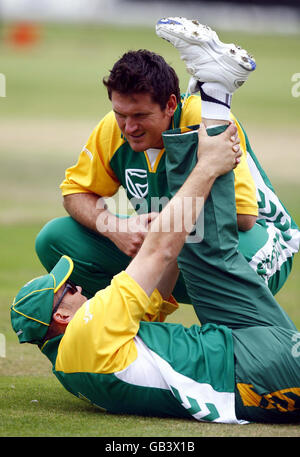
<box><xmin>10</xmin><ymin>255</ymin><xmax>74</xmax><ymax>345</ymax></box>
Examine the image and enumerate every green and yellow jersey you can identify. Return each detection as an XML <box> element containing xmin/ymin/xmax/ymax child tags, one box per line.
<box><xmin>60</xmin><ymin>95</ymin><xmax>258</xmax><ymax>217</ymax></box>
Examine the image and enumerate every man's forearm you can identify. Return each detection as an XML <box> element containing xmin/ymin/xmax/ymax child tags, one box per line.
<box><xmin>63</xmin><ymin>193</ymin><xmax>157</xmax><ymax>257</ymax></box>
<box><xmin>63</xmin><ymin>193</ymin><xmax>116</xmax><ymax>234</ymax></box>
<box><xmin>237</xmin><ymin>214</ymin><xmax>257</xmax><ymax>231</ymax></box>
<box><xmin>155</xmin><ymin>260</ymin><xmax>180</xmax><ymax>300</ymax></box>
<box><xmin>125</xmin><ymin>162</ymin><xmax>215</xmax><ymax>297</ymax></box>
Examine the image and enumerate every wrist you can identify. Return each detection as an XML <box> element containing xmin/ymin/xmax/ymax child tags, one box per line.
<box><xmin>95</xmin><ymin>208</ymin><xmax>119</xmax><ymax>238</ymax></box>
<box><xmin>195</xmin><ymin>159</ymin><xmax>218</xmax><ymax>181</ymax></box>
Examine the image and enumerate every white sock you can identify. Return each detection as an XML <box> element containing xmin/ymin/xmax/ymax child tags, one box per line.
<box><xmin>197</xmin><ymin>82</ymin><xmax>232</xmax><ymax>121</ymax></box>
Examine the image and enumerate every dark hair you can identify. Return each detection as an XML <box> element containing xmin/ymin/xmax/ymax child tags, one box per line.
<box><xmin>103</xmin><ymin>49</ymin><xmax>181</xmax><ymax>110</ymax></box>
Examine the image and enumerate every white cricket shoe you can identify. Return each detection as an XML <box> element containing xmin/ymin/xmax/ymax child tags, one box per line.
<box><xmin>156</xmin><ymin>17</ymin><xmax>256</xmax><ymax>93</ymax></box>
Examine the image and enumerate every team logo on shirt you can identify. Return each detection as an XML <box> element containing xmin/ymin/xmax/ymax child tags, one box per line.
<box><xmin>125</xmin><ymin>169</ymin><xmax>148</xmax><ymax>199</ymax></box>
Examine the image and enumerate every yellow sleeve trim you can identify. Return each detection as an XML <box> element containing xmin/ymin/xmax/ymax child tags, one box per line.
<box><xmin>143</xmin><ymin>291</ymin><xmax>179</xmax><ymax>322</ymax></box>
<box><xmin>231</xmin><ymin>115</ymin><xmax>258</xmax><ymax>216</ymax></box>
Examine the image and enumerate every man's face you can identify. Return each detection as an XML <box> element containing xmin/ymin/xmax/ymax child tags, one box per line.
<box><xmin>54</xmin><ymin>283</ymin><xmax>87</xmax><ymax>321</ymax></box>
<box><xmin>111</xmin><ymin>91</ymin><xmax>177</xmax><ymax>151</ymax></box>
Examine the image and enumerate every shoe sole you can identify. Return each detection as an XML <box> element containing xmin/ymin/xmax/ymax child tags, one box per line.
<box><xmin>156</xmin><ymin>17</ymin><xmax>256</xmax><ymax>73</ymax></box>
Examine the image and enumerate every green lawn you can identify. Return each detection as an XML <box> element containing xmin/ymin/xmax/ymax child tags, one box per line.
<box><xmin>0</xmin><ymin>22</ymin><xmax>300</xmax><ymax>437</ymax></box>
<box><xmin>0</xmin><ymin>23</ymin><xmax>299</xmax><ymax>125</ymax></box>
<box><xmin>1</xmin><ymin>375</ymin><xmax>300</xmax><ymax>438</ymax></box>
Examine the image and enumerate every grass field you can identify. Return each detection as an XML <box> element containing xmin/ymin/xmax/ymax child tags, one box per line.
<box><xmin>0</xmin><ymin>22</ymin><xmax>300</xmax><ymax>438</ymax></box>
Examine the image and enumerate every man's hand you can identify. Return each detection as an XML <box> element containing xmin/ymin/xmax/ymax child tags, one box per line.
<box><xmin>64</xmin><ymin>194</ymin><xmax>159</xmax><ymax>257</ymax></box>
<box><xmin>104</xmin><ymin>212</ymin><xmax>159</xmax><ymax>258</ymax></box>
<box><xmin>196</xmin><ymin>122</ymin><xmax>242</xmax><ymax>178</ymax></box>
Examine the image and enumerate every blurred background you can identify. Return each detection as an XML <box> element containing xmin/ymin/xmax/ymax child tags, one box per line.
<box><xmin>0</xmin><ymin>0</ymin><xmax>299</xmax><ymax>374</ymax></box>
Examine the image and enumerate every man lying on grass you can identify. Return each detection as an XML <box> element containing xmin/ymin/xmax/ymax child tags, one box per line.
<box><xmin>11</xmin><ymin>123</ymin><xmax>300</xmax><ymax>424</ymax></box>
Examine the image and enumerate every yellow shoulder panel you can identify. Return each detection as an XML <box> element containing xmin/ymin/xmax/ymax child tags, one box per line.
<box><xmin>231</xmin><ymin>114</ymin><xmax>258</xmax><ymax>216</ymax></box>
<box><xmin>60</xmin><ymin>111</ymin><xmax>123</xmax><ymax>197</ymax></box>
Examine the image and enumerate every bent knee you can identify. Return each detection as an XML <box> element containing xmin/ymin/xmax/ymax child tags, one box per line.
<box><xmin>35</xmin><ymin>217</ymin><xmax>72</xmax><ymax>267</ymax></box>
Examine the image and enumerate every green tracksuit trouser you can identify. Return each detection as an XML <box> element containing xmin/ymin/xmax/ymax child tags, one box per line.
<box><xmin>162</xmin><ymin>125</ymin><xmax>300</xmax><ymax>424</ymax></box>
